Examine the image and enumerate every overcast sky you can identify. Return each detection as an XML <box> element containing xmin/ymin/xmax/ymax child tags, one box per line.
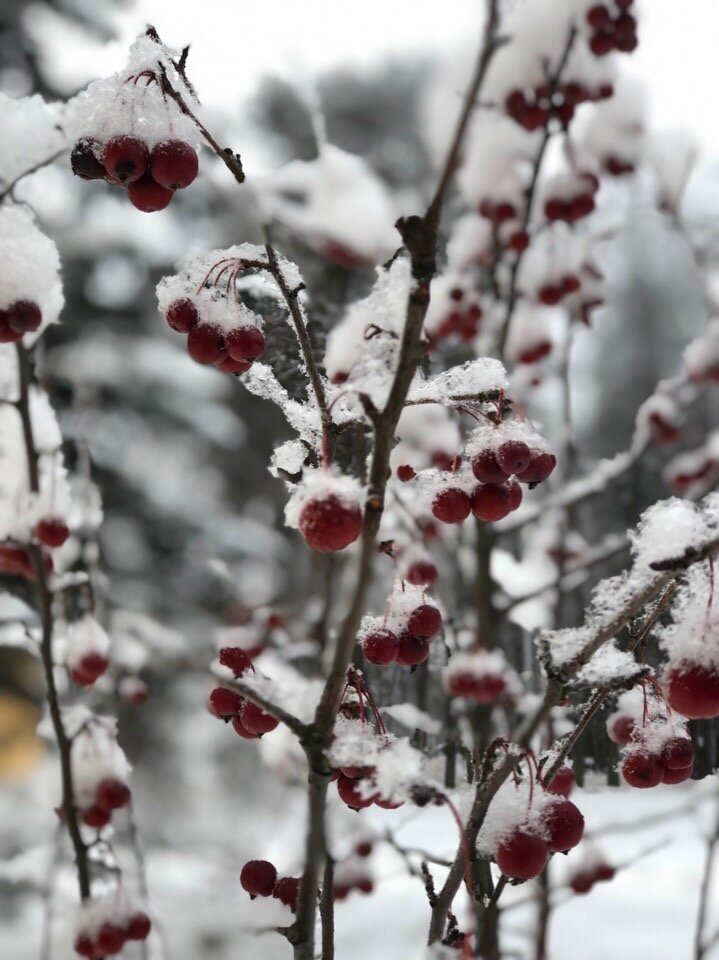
<box><xmin>28</xmin><ymin>0</ymin><xmax>719</xmax><ymax>154</ymax></box>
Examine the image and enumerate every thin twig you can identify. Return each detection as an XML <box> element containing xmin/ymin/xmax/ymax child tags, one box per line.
<box><xmin>0</xmin><ymin>148</ymin><xmax>67</xmax><ymax>202</ymax></box>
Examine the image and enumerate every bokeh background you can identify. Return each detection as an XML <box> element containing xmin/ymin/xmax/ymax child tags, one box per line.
<box><xmin>1</xmin><ymin>2</ymin><xmax>718</xmax><ymax>958</ymax></box>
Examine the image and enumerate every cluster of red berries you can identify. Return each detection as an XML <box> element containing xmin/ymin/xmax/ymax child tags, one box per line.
<box><xmin>432</xmin><ymin>286</ymin><xmax>483</xmax><ymax>343</ymax></box>
<box><xmin>537</xmin><ymin>272</ymin><xmax>582</xmax><ymax>307</ymax></box>
<box><xmin>0</xmin><ymin>517</ymin><xmax>69</xmax><ymax>582</ymax></box>
<box><xmin>544</xmin><ymin>173</ymin><xmax>599</xmax><ymax>224</ymax></box>
<box><xmin>0</xmin><ymin>299</ymin><xmax>42</xmax><ymax>342</ymax></box>
<box><xmin>163</xmin><ymin>296</ymin><xmax>266</xmax><ymax>373</ymax></box>
<box><xmin>492</xmin><ymin>775</ymin><xmax>584</xmax><ymax>880</ymax></box>
<box><xmin>586</xmin><ymin>2</ymin><xmax>638</xmax><ymax>57</ymax></box>
<box><xmin>71</xmin><ymin>777</ymin><xmax>131</xmax><ymax>829</ymax></box>
<box><xmin>443</xmin><ymin>653</ymin><xmax>509</xmax><ymax>705</ymax></box>
<box><xmin>667</xmin><ymin>456</ymin><xmax>717</xmax><ymax>495</ymax></box>
<box><xmin>664</xmin><ymin>659</ymin><xmax>719</xmax><ymax>719</ymax></box>
<box><xmin>297</xmin><ymin>484</ymin><xmax>364</xmax><ymax>554</ymax></box>
<box><xmin>504</xmin><ymin>78</ymin><xmax>613</xmax><ymax>133</ymax></box>
<box><xmin>570</xmin><ymin>860</ymin><xmax>616</xmax><ymax>894</ymax></box>
<box><xmin>474</xmin><ymin>201</ymin><xmax>530</xmax><ymax>255</ymax></box>
<box><xmin>360</xmin><ymin>599</ymin><xmax>443</xmax><ymax>669</ymax></box>
<box><xmin>71</xmin><ymin>135</ymin><xmax>198</xmax><ymax>212</ymax></box>
<box><xmin>209</xmin><ymin>647</ymin><xmax>279</xmax><ymax>738</ymax></box>
<box><xmin>430</xmin><ymin>438</ymin><xmax>556</xmax><ymax>527</ymax></box>
<box><xmin>74</xmin><ymin>912</ymin><xmax>151</xmax><ymax>958</ymax></box>
<box><xmin>334</xmin><ymin>840</ymin><xmax>375</xmax><ymax>900</ymax></box>
<box><xmin>332</xmin><ymin>762</ymin><xmax>403</xmax><ymax>812</ymax></box>
<box><xmin>240</xmin><ymin>860</ymin><xmax>299</xmax><ymax>912</ymax></box>
<box><xmin>71</xmin><ymin>651</ymin><xmax>110</xmax><ymax>687</ymax></box>
<box><xmin>621</xmin><ymin>734</ymin><xmax>694</xmax><ymax>788</ymax></box>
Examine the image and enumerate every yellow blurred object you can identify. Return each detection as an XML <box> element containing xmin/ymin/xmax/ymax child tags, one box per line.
<box><xmin>0</xmin><ymin>692</ymin><xmax>43</xmax><ymax>778</ymax></box>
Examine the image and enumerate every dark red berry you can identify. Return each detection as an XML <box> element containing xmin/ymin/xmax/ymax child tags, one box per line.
<box><xmin>128</xmin><ymin>173</ymin><xmax>174</xmax><ymax>212</ymax></box>
<box><xmin>621</xmin><ymin>750</ymin><xmax>663</xmax><ymax>789</ymax></box>
<box><xmin>356</xmin><ymin>840</ymin><xmax>373</xmax><ymax>857</ymax></box>
<box><xmin>407</xmin><ymin>604</ymin><xmax>442</xmax><ymax>640</ymax></box>
<box><xmin>95</xmin><ymin>777</ymin><xmax>131</xmax><ymax>811</ymax></box>
<box><xmin>362</xmin><ymin>629</ymin><xmax>399</xmax><ymax>665</ymax></box>
<box><xmin>397</xmin><ymin>464</ymin><xmax>416</xmax><ymax>482</ymax></box>
<box><xmin>227</xmin><ymin>325</ymin><xmax>266</xmax><ymax>362</ymax></box>
<box><xmin>406</xmin><ymin>560</ymin><xmax>438</xmax><ymax>586</ymax></box>
<box><xmin>470</xmin><ymin>483</ymin><xmax>513</xmax><ymax>522</ymax></box>
<box><xmin>187</xmin><ymin>323</ymin><xmax>226</xmax><ymax>364</ymax></box>
<box><xmin>664</xmin><ymin>661</ymin><xmax>719</xmax><ymax>719</ymax></box>
<box><xmin>218</xmin><ymin>646</ymin><xmax>253</xmax><ymax>677</ymax></box>
<box><xmin>217</xmin><ymin>355</ymin><xmax>252</xmax><ymax>374</ymax></box>
<box><xmin>273</xmin><ymin>876</ymin><xmax>300</xmax><ymax>911</ymax></box>
<box><xmin>166</xmin><ymin>298</ymin><xmax>199</xmax><ymax>333</ymax></box>
<box><xmin>299</xmin><ymin>494</ymin><xmax>363</xmax><ymax>553</ymax></box>
<box><xmin>71</xmin><ymin>138</ymin><xmax>106</xmax><ymax>180</ymax></box>
<box><xmin>337</xmin><ymin>774</ymin><xmax>375</xmax><ymax>809</ymax></box>
<box><xmin>70</xmin><ymin>652</ymin><xmax>109</xmax><ymax>686</ymax></box>
<box><xmin>73</xmin><ymin>935</ymin><xmax>96</xmax><ymax>957</ymax></box>
<box><xmin>516</xmin><ymin>453</ymin><xmax>557</xmax><ymax>485</ymax></box>
<box><xmin>496</xmin><ymin>440</ymin><xmax>532</xmax><ymax>476</ymax></box>
<box><xmin>35</xmin><ymin>517</ymin><xmax>69</xmax><ymax>548</ymax></box>
<box><xmin>96</xmin><ymin>923</ymin><xmax>126</xmax><ymax>955</ymax></box>
<box><xmin>589</xmin><ymin>31</ymin><xmax>615</xmax><ymax>57</ymax></box>
<box><xmin>660</xmin><ymin>737</ymin><xmax>694</xmax><ymax>770</ymax></box>
<box><xmin>103</xmin><ymin>136</ymin><xmax>149</xmax><ymax>184</ymax></box>
<box><xmin>232</xmin><ymin>715</ymin><xmax>256</xmax><ymax>739</ymax></box>
<box><xmin>82</xmin><ymin>805</ymin><xmax>111</xmax><ymax>828</ymax></box>
<box><xmin>240</xmin><ymin>700</ymin><xmax>279</xmax><ymax>736</ymax></box>
<box><xmin>150</xmin><ymin>140</ymin><xmax>198</xmax><ymax>189</ymax></box>
<box><xmin>542</xmin><ymin>799</ymin><xmax>584</xmax><ymax>852</ymax></box>
<box><xmin>0</xmin><ymin>313</ymin><xmax>23</xmax><ymax>343</ymax></box>
<box><xmin>496</xmin><ymin>830</ymin><xmax>548</xmax><ymax>880</ymax></box>
<box><xmin>7</xmin><ymin>300</ymin><xmax>42</xmax><ymax>333</ymax></box>
<box><xmin>662</xmin><ymin>762</ymin><xmax>694</xmax><ymax>784</ymax></box>
<box><xmin>586</xmin><ymin>4</ymin><xmax>611</xmax><ymax>28</ymax></box>
<box><xmin>431</xmin><ymin>488</ymin><xmax>471</xmax><ymax>525</ymax></box>
<box><xmin>471</xmin><ymin>449</ymin><xmax>508</xmax><ymax>484</ymax></box>
<box><xmin>209</xmin><ymin>687</ymin><xmax>244</xmax><ymax>718</ymax></box>
<box><xmin>395</xmin><ymin>632</ymin><xmax>430</xmax><ymax>667</ymax></box>
<box><xmin>546</xmin><ymin>766</ymin><xmax>575</xmax><ymax>797</ymax></box>
<box><xmin>126</xmin><ymin>912</ymin><xmax>152</xmax><ymax>940</ymax></box>
<box><xmin>241</xmin><ymin>859</ymin><xmax>278</xmax><ymax>897</ymax></box>
<box><xmin>607</xmin><ymin>714</ymin><xmax>635</xmax><ymax>745</ymax></box>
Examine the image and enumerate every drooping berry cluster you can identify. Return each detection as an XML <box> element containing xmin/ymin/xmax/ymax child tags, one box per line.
<box><xmin>69</xmin><ymin>721</ymin><xmax>131</xmax><ymax>830</ymax></box>
<box><xmin>544</xmin><ymin>172</ymin><xmax>600</xmax><ymax>224</ymax></box>
<box><xmin>209</xmin><ymin>647</ymin><xmax>280</xmax><ymax>738</ymax></box>
<box><xmin>359</xmin><ymin>582</ymin><xmax>442</xmax><ymax>668</ymax></box>
<box><xmin>334</xmin><ymin>840</ymin><xmax>375</xmax><ymax>901</ymax></box>
<box><xmin>504</xmin><ymin>78</ymin><xmax>613</xmax><ymax>133</ymax></box>
<box><xmin>0</xmin><ymin>540</ymin><xmax>53</xmax><ymax>580</ymax></box>
<box><xmin>240</xmin><ymin>859</ymin><xmax>300</xmax><ymax>911</ymax></box>
<box><xmin>586</xmin><ymin>2</ymin><xmax>638</xmax><ymax>57</ymax></box>
<box><xmin>570</xmin><ymin>859</ymin><xmax>616</xmax><ymax>894</ymax></box>
<box><xmin>65</xmin><ymin>615</ymin><xmax>111</xmax><ymax>687</ymax></box>
<box><xmin>73</xmin><ymin>895</ymin><xmax>151</xmax><ymax>958</ymax></box>
<box><xmin>443</xmin><ymin>648</ymin><xmax>517</xmax><ymax>705</ymax></box>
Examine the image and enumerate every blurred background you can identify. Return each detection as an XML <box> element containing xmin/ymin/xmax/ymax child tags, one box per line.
<box><xmin>1</xmin><ymin>1</ymin><xmax>719</xmax><ymax>958</ymax></box>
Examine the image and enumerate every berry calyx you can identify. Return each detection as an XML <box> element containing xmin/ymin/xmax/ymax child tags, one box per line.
<box><xmin>621</xmin><ymin>750</ymin><xmax>663</xmax><ymax>789</ymax></box>
<box><xmin>166</xmin><ymin>298</ymin><xmax>199</xmax><ymax>332</ymax></box>
<box><xmin>406</xmin><ymin>604</ymin><xmax>442</xmax><ymax>640</ymax></box>
<box><xmin>227</xmin><ymin>325</ymin><xmax>266</xmax><ymax>362</ymax></box>
<box><xmin>362</xmin><ymin>628</ymin><xmax>399</xmax><ymax>665</ymax></box>
<box><xmin>150</xmin><ymin>140</ymin><xmax>199</xmax><ymax>189</ymax></box>
<box><xmin>103</xmin><ymin>136</ymin><xmax>149</xmax><ymax>185</ymax></box>
<box><xmin>128</xmin><ymin>173</ymin><xmax>174</xmax><ymax>212</ymax></box>
<box><xmin>35</xmin><ymin>517</ymin><xmax>69</xmax><ymax>548</ymax></box>
<box><xmin>298</xmin><ymin>494</ymin><xmax>363</xmax><ymax>553</ymax></box>
<box><xmin>241</xmin><ymin>859</ymin><xmax>278</xmax><ymax>897</ymax></box>
<box><xmin>496</xmin><ymin>830</ymin><xmax>548</xmax><ymax>880</ymax></box>
<box><xmin>432</xmin><ymin>488</ymin><xmax>471</xmax><ymax>525</ymax></box>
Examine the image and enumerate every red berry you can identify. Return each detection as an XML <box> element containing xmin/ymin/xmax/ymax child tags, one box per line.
<box><xmin>7</xmin><ymin>300</ymin><xmax>42</xmax><ymax>333</ymax></box>
<box><xmin>71</xmin><ymin>138</ymin><xmax>106</xmax><ymax>180</ymax></box>
<box><xmin>96</xmin><ymin>923</ymin><xmax>126</xmax><ymax>955</ymax></box>
<box><xmin>126</xmin><ymin>912</ymin><xmax>152</xmax><ymax>941</ymax></box>
<box><xmin>470</xmin><ymin>483</ymin><xmax>513</xmax><ymax>522</ymax></box>
<box><xmin>586</xmin><ymin>4</ymin><xmax>611</xmax><ymax>28</ymax></box>
<box><xmin>241</xmin><ymin>859</ymin><xmax>278</xmax><ymax>897</ymax></box>
<box><xmin>516</xmin><ymin>453</ymin><xmax>557</xmax><ymax>485</ymax></box>
<box><xmin>73</xmin><ymin>935</ymin><xmax>96</xmax><ymax>957</ymax></box>
<box><xmin>607</xmin><ymin>714</ymin><xmax>635</xmax><ymax>745</ymax></box>
<box><xmin>660</xmin><ymin>737</ymin><xmax>694</xmax><ymax>770</ymax></box>
<box><xmin>150</xmin><ymin>140</ymin><xmax>198</xmax><ymax>189</ymax></box>
<box><xmin>407</xmin><ymin>604</ymin><xmax>442</xmax><ymax>640</ymax></box>
<box><xmin>357</xmin><ymin>877</ymin><xmax>374</xmax><ymax>894</ymax></box>
<box><xmin>431</xmin><ymin>488</ymin><xmax>471</xmax><ymax>525</ymax></box>
<box><xmin>166</xmin><ymin>298</ymin><xmax>199</xmax><ymax>333</ymax></box>
<box><xmin>362</xmin><ymin>628</ymin><xmax>399</xmax><ymax>665</ymax></box>
<box><xmin>406</xmin><ymin>560</ymin><xmax>438</xmax><ymax>586</ymax></box>
<box><xmin>507</xmin><ymin>478</ymin><xmax>523</xmax><ymax>511</ymax></box>
<box><xmin>570</xmin><ymin>870</ymin><xmax>594</xmax><ymax>894</ymax></box>
<box><xmin>0</xmin><ymin>542</ymin><xmax>32</xmax><ymax>576</ymax></box>
<box><xmin>273</xmin><ymin>876</ymin><xmax>300</xmax><ymax>911</ymax></box>
<box><xmin>299</xmin><ymin>494</ymin><xmax>363</xmax><ymax>553</ymax></box>
<box><xmin>35</xmin><ymin>517</ymin><xmax>69</xmax><ymax>548</ymax></box>
<box><xmin>397</xmin><ymin>464</ymin><xmax>416</xmax><ymax>482</ymax></box>
<box><xmin>508</xmin><ymin>229</ymin><xmax>530</xmax><ymax>253</ymax></box>
<box><xmin>209</xmin><ymin>687</ymin><xmax>244</xmax><ymax>718</ymax></box>
<box><xmin>595</xmin><ymin>863</ymin><xmax>616</xmax><ymax>882</ymax></box>
<box><xmin>664</xmin><ymin>661</ymin><xmax>719</xmax><ymax>719</ymax></box>
<box><xmin>103</xmin><ymin>136</ymin><xmax>149</xmax><ymax>184</ymax></box>
<box><xmin>240</xmin><ymin>700</ymin><xmax>279</xmax><ymax>736</ymax></box>
<box><xmin>340</xmin><ymin>765</ymin><xmax>374</xmax><ymax>779</ymax></box>
<box><xmin>471</xmin><ymin>449</ymin><xmax>508</xmax><ymax>483</ymax></box>
<box><xmin>589</xmin><ymin>31</ymin><xmax>615</xmax><ymax>57</ymax></box>
<box><xmin>621</xmin><ymin>750</ymin><xmax>663</xmax><ymax>789</ymax></box>
<box><xmin>546</xmin><ymin>766</ymin><xmax>575</xmax><ymax>797</ymax></box>
<box><xmin>356</xmin><ymin>840</ymin><xmax>373</xmax><ymax>857</ymax></box>
<box><xmin>232</xmin><ymin>715</ymin><xmax>256</xmax><ymax>739</ymax></box>
<box><xmin>95</xmin><ymin>777</ymin><xmax>131</xmax><ymax>811</ymax></box>
<box><xmin>217</xmin><ymin>356</ymin><xmax>252</xmax><ymax>374</ymax></box>
<box><xmin>128</xmin><ymin>173</ymin><xmax>174</xmax><ymax>212</ymax></box>
<box><xmin>505</xmin><ymin>89</ymin><xmax>528</xmax><ymax>118</ymax></box>
<box><xmin>0</xmin><ymin>313</ymin><xmax>23</xmax><ymax>343</ymax></box>
<box><xmin>337</xmin><ymin>774</ymin><xmax>375</xmax><ymax>809</ymax></box>
<box><xmin>395</xmin><ymin>632</ymin><xmax>430</xmax><ymax>667</ymax></box>
<box><xmin>496</xmin><ymin>830</ymin><xmax>548</xmax><ymax>880</ymax></box>
<box><xmin>539</xmin><ymin>285</ymin><xmax>562</xmax><ymax>306</ymax></box>
<box><xmin>82</xmin><ymin>805</ymin><xmax>111</xmax><ymax>828</ymax></box>
<box><xmin>187</xmin><ymin>323</ymin><xmax>227</xmax><ymax>364</ymax></box>
<box><xmin>218</xmin><ymin>646</ymin><xmax>253</xmax><ymax>677</ymax></box>
<box><xmin>70</xmin><ymin>653</ymin><xmax>109</xmax><ymax>686</ymax></box>
<box><xmin>661</xmin><ymin>762</ymin><xmax>694</xmax><ymax>785</ymax></box>
<box><xmin>227</xmin><ymin>325</ymin><xmax>266</xmax><ymax>362</ymax></box>
<box><xmin>496</xmin><ymin>440</ymin><xmax>532</xmax><ymax>476</ymax></box>
<box><xmin>519</xmin><ymin>341</ymin><xmax>553</xmax><ymax>365</ymax></box>
<box><xmin>542</xmin><ymin>799</ymin><xmax>584</xmax><ymax>852</ymax></box>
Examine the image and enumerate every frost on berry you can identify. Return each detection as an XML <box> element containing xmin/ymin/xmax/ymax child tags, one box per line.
<box><xmin>285</xmin><ymin>471</ymin><xmax>364</xmax><ymax>554</ymax></box>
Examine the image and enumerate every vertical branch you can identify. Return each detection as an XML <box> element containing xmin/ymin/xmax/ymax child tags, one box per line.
<box><xmin>320</xmin><ymin>855</ymin><xmax>335</xmax><ymax>960</ymax></box>
<box><xmin>695</xmin><ymin>798</ymin><xmax>719</xmax><ymax>960</ymax></box>
<box><xmin>15</xmin><ymin>344</ymin><xmax>92</xmax><ymax>901</ymax></box>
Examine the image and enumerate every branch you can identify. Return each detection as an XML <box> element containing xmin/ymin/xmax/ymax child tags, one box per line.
<box><xmin>0</xmin><ymin>148</ymin><xmax>67</xmax><ymax>202</ymax></box>
<box><xmin>214</xmin><ymin>669</ymin><xmax>309</xmax><ymax>739</ymax></box>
